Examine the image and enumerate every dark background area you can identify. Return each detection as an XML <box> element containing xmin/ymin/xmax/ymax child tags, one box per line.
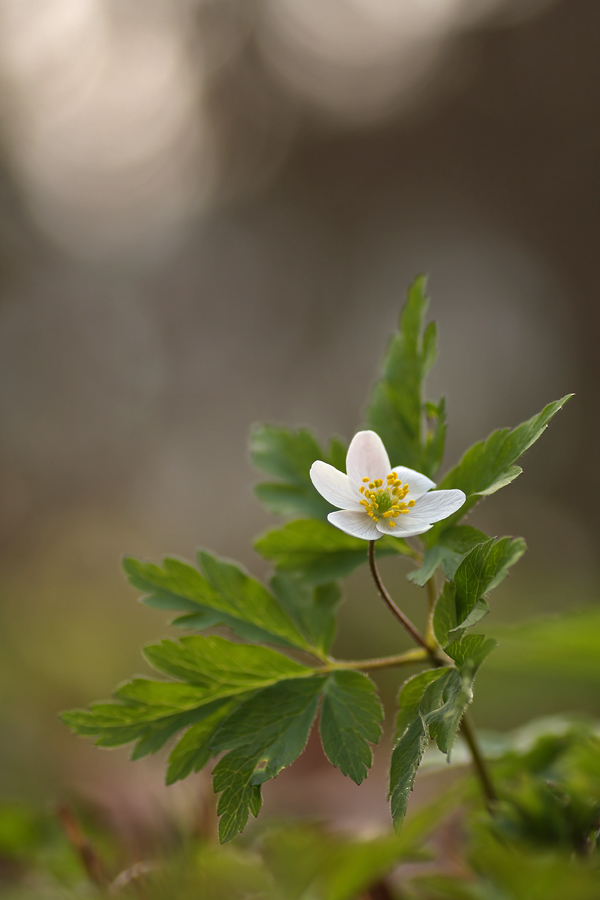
<box><xmin>0</xmin><ymin>0</ymin><xmax>598</xmax><ymax>840</ymax></box>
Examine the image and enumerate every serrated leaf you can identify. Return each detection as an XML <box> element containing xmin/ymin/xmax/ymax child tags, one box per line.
<box><xmin>319</xmin><ymin>671</ymin><xmax>383</xmax><ymax>784</ymax></box>
<box><xmin>427</xmin><ymin>395</ymin><xmax>572</xmax><ymax>541</ymax></box>
<box><xmin>270</xmin><ymin>574</ymin><xmax>341</xmax><ymax>654</ymax></box>
<box><xmin>366</xmin><ymin>276</ymin><xmax>445</xmax><ymax>478</ymax></box>
<box><xmin>144</xmin><ymin>635</ymin><xmax>313</xmax><ymax>697</ymax></box>
<box><xmin>62</xmin><ymin>636</ymin><xmax>315</xmax><ymax>765</ymax></box>
<box><xmin>166</xmin><ymin>701</ymin><xmax>237</xmax><ymax>785</ymax></box>
<box><xmin>433</xmin><ymin>536</ymin><xmax>526</xmax><ymax>646</ymax></box>
<box><xmin>250</xmin><ymin>426</ymin><xmax>347</xmax><ymax>520</ymax></box>
<box><xmin>445</xmin><ymin>634</ymin><xmax>497</xmax><ymax>670</ymax></box>
<box><xmin>211</xmin><ymin>677</ymin><xmax>326</xmax><ymax>842</ymax></box>
<box><xmin>198</xmin><ymin>551</ymin><xmax>312</xmax><ymax>651</ymax></box>
<box><xmin>255</xmin><ymin>519</ymin><xmax>411</xmax><ymax>587</ymax></box>
<box><xmin>408</xmin><ymin>525</ymin><xmax>489</xmax><ymax>587</ymax></box>
<box><xmin>426</xmin><ymin>637</ymin><xmax>496</xmax><ymax>757</ymax></box>
<box><xmin>124</xmin><ymin>553</ymin><xmax>312</xmax><ymax>651</ymax></box>
<box><xmin>61</xmin><ymin>697</ymin><xmax>233</xmax><ymax>758</ymax></box>
<box><xmin>390</xmin><ymin>669</ymin><xmax>450</xmax><ymax>830</ymax></box>
<box><xmin>390</xmin><ymin>644</ymin><xmax>495</xmax><ymax>830</ymax></box>
<box><xmin>395</xmin><ymin>668</ymin><xmax>451</xmax><ymax>741</ymax></box>
<box><xmin>389</xmin><ymin>718</ymin><xmax>431</xmax><ymax>831</ymax></box>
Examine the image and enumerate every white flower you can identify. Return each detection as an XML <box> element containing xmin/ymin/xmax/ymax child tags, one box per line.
<box><xmin>310</xmin><ymin>430</ymin><xmax>466</xmax><ymax>541</ymax></box>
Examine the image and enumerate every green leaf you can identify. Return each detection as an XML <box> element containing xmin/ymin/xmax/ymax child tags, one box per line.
<box><xmin>389</xmin><ymin>718</ymin><xmax>431</xmax><ymax>831</ymax></box>
<box><xmin>62</xmin><ymin>636</ymin><xmax>316</xmax><ymax>765</ymax></box>
<box><xmin>255</xmin><ymin>518</ymin><xmax>412</xmax><ymax>586</ymax></box>
<box><xmin>408</xmin><ymin>525</ymin><xmax>489</xmax><ymax>586</ymax></box>
<box><xmin>366</xmin><ymin>276</ymin><xmax>445</xmax><ymax>478</ymax></box>
<box><xmin>445</xmin><ymin>634</ymin><xmax>497</xmax><ymax>670</ymax></box>
<box><xmin>390</xmin><ymin>669</ymin><xmax>450</xmax><ymax>829</ymax></box>
<box><xmin>427</xmin><ymin>395</ymin><xmax>572</xmax><ymax>541</ymax></box>
<box><xmin>250</xmin><ymin>425</ymin><xmax>346</xmax><ymax>520</ymax></box>
<box><xmin>390</xmin><ymin>643</ymin><xmax>495</xmax><ymax>830</ymax></box>
<box><xmin>319</xmin><ymin>671</ymin><xmax>383</xmax><ymax>784</ymax></box>
<box><xmin>211</xmin><ymin>677</ymin><xmax>326</xmax><ymax>842</ymax></box>
<box><xmin>395</xmin><ymin>668</ymin><xmax>451</xmax><ymax>741</ymax></box>
<box><xmin>166</xmin><ymin>701</ymin><xmax>237</xmax><ymax>785</ymax></box>
<box><xmin>124</xmin><ymin>553</ymin><xmax>311</xmax><ymax>651</ymax></box>
<box><xmin>61</xmin><ymin>696</ymin><xmax>233</xmax><ymax>758</ymax></box>
<box><xmin>144</xmin><ymin>635</ymin><xmax>314</xmax><ymax>698</ymax></box>
<box><xmin>433</xmin><ymin>536</ymin><xmax>526</xmax><ymax>645</ymax></box>
<box><xmin>198</xmin><ymin>551</ymin><xmax>312</xmax><ymax>651</ymax></box>
<box><xmin>270</xmin><ymin>574</ymin><xmax>342</xmax><ymax>655</ymax></box>
<box><xmin>426</xmin><ymin>637</ymin><xmax>496</xmax><ymax>757</ymax></box>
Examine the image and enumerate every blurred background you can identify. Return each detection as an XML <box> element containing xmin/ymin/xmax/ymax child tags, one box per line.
<box><xmin>0</xmin><ymin>0</ymin><xmax>599</xmax><ymax>854</ymax></box>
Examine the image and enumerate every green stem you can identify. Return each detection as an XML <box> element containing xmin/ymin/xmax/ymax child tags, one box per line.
<box><xmin>324</xmin><ymin>648</ymin><xmax>428</xmax><ymax>672</ymax></box>
<box><xmin>424</xmin><ymin>573</ymin><xmax>439</xmax><ymax>649</ymax></box>
<box><xmin>367</xmin><ymin>540</ymin><xmax>498</xmax><ymax>809</ymax></box>
<box><xmin>368</xmin><ymin>541</ymin><xmax>431</xmax><ymax>652</ymax></box>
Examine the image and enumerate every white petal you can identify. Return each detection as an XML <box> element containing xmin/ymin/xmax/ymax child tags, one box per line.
<box><xmin>310</xmin><ymin>461</ymin><xmax>363</xmax><ymax>510</ymax></box>
<box><xmin>346</xmin><ymin>431</ymin><xmax>390</xmax><ymax>486</ymax></box>
<box><xmin>392</xmin><ymin>466</ymin><xmax>436</xmax><ymax>501</ymax></box>
<box><xmin>376</xmin><ymin>518</ymin><xmax>433</xmax><ymax>538</ymax></box>
<box><xmin>411</xmin><ymin>489</ymin><xmax>466</xmax><ymax>523</ymax></box>
<box><xmin>328</xmin><ymin>510</ymin><xmax>381</xmax><ymax>540</ymax></box>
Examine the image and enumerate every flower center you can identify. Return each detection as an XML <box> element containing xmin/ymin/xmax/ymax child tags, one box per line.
<box><xmin>358</xmin><ymin>472</ymin><xmax>416</xmax><ymax>527</ymax></box>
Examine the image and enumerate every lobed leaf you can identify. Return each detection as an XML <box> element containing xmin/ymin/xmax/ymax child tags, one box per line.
<box><xmin>144</xmin><ymin>635</ymin><xmax>313</xmax><ymax>696</ymax></box>
<box><xmin>408</xmin><ymin>525</ymin><xmax>489</xmax><ymax>587</ymax></box>
<box><xmin>319</xmin><ymin>670</ymin><xmax>383</xmax><ymax>784</ymax></box>
<box><xmin>390</xmin><ymin>639</ymin><xmax>495</xmax><ymax>830</ymax></box>
<box><xmin>366</xmin><ymin>276</ymin><xmax>445</xmax><ymax>478</ymax></box>
<box><xmin>166</xmin><ymin>701</ymin><xmax>238</xmax><ymax>785</ymax></box>
<box><xmin>271</xmin><ymin>574</ymin><xmax>342</xmax><ymax>655</ymax></box>
<box><xmin>62</xmin><ymin>636</ymin><xmax>316</xmax><ymax>764</ymax></box>
<box><xmin>255</xmin><ymin>518</ymin><xmax>411</xmax><ymax>587</ymax></box>
<box><xmin>250</xmin><ymin>425</ymin><xmax>346</xmax><ymax>520</ymax></box>
<box><xmin>211</xmin><ymin>677</ymin><xmax>327</xmax><ymax>842</ymax></box>
<box><xmin>124</xmin><ymin>553</ymin><xmax>311</xmax><ymax>651</ymax></box>
<box><xmin>433</xmin><ymin>536</ymin><xmax>526</xmax><ymax>646</ymax></box>
<box><xmin>426</xmin><ymin>395</ymin><xmax>572</xmax><ymax>542</ymax></box>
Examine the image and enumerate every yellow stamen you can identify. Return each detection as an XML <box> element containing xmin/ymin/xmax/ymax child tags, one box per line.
<box><xmin>362</xmin><ymin>477</ymin><xmax>370</xmax><ymax>483</ymax></box>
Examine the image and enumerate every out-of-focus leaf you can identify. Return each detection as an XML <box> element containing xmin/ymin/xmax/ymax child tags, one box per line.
<box><xmin>485</xmin><ymin>608</ymin><xmax>600</xmax><ymax>683</ymax></box>
<box><xmin>367</xmin><ymin>276</ymin><xmax>445</xmax><ymax>478</ymax></box>
<box><xmin>250</xmin><ymin>425</ymin><xmax>346</xmax><ymax>520</ymax></box>
<box><xmin>319</xmin><ymin>670</ymin><xmax>383</xmax><ymax>784</ymax></box>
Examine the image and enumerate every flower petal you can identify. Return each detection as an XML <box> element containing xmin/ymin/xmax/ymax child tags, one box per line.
<box><xmin>346</xmin><ymin>431</ymin><xmax>390</xmax><ymax>486</ymax></box>
<box><xmin>376</xmin><ymin>518</ymin><xmax>433</xmax><ymax>538</ymax></box>
<box><xmin>310</xmin><ymin>461</ymin><xmax>363</xmax><ymax>510</ymax></box>
<box><xmin>392</xmin><ymin>466</ymin><xmax>436</xmax><ymax>501</ymax></box>
<box><xmin>328</xmin><ymin>510</ymin><xmax>381</xmax><ymax>540</ymax></box>
<box><xmin>411</xmin><ymin>489</ymin><xmax>466</xmax><ymax>523</ymax></box>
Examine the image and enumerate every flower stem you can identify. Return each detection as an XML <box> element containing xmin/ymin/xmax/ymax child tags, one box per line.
<box><xmin>368</xmin><ymin>541</ymin><xmax>431</xmax><ymax>653</ymax></box>
<box><xmin>367</xmin><ymin>541</ymin><xmax>498</xmax><ymax>809</ymax></box>
<box><xmin>460</xmin><ymin>711</ymin><xmax>498</xmax><ymax>808</ymax></box>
